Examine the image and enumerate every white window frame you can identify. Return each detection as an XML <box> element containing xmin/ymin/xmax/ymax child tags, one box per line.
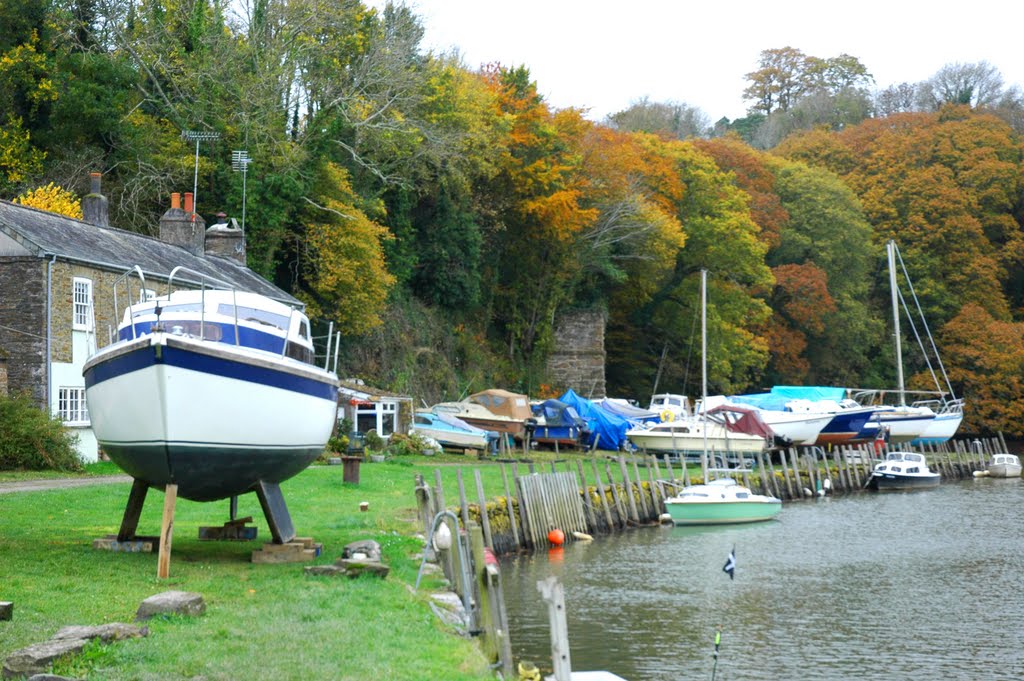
<box><xmin>73</xmin><ymin>278</ymin><xmax>93</xmax><ymax>330</ymax></box>
<box><xmin>355</xmin><ymin>400</ymin><xmax>397</xmax><ymax>436</ymax></box>
<box><xmin>139</xmin><ymin>287</ymin><xmax>156</xmax><ymax>303</ymax></box>
<box><xmin>58</xmin><ymin>386</ymin><xmax>90</xmax><ymax>425</ymax></box>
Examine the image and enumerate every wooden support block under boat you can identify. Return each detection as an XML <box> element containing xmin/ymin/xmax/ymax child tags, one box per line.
<box><xmin>251</xmin><ymin>539</ymin><xmax>323</xmax><ymax>563</ymax></box>
<box><xmin>198</xmin><ymin>516</ymin><xmax>258</xmax><ymax>541</ymax></box>
<box><xmin>157</xmin><ymin>483</ymin><xmax>178</xmax><ymax>579</ymax></box>
<box><xmin>254</xmin><ymin>481</ymin><xmax>296</xmax><ymax>544</ymax></box>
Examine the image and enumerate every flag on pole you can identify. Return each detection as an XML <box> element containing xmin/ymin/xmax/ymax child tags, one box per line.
<box><xmin>722</xmin><ymin>546</ymin><xmax>736</xmax><ymax>580</ymax></box>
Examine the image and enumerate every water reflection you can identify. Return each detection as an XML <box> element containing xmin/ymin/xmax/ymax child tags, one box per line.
<box><xmin>499</xmin><ymin>480</ymin><xmax>1024</xmax><ymax>680</ymax></box>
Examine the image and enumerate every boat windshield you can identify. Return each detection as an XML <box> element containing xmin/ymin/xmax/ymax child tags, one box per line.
<box><xmin>217</xmin><ymin>303</ymin><xmax>290</xmax><ymax>331</ymax></box>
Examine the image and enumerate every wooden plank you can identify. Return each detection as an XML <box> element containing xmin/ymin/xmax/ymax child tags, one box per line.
<box><xmin>157</xmin><ymin>483</ymin><xmax>177</xmax><ymax>579</ymax></box>
<box><xmin>0</xmin><ymin>602</ymin><xmax>11</xmax><ymax>621</ymax></box>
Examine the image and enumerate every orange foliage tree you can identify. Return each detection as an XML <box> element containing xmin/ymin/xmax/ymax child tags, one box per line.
<box><xmin>938</xmin><ymin>304</ymin><xmax>1024</xmax><ymax>436</ymax></box>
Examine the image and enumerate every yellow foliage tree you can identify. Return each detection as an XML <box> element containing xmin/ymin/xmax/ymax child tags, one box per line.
<box><xmin>299</xmin><ymin>164</ymin><xmax>396</xmax><ymax>335</ymax></box>
<box><xmin>14</xmin><ymin>183</ymin><xmax>82</xmax><ymax>219</ymax></box>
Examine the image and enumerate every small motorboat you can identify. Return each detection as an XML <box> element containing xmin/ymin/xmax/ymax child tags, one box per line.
<box><xmin>413</xmin><ymin>410</ymin><xmax>497</xmax><ymax>451</ymax></box>
<box><xmin>867</xmin><ymin>451</ymin><xmax>940</xmax><ymax>490</ymax></box>
<box><xmin>663</xmin><ymin>478</ymin><xmax>781</xmax><ymax>525</ymax></box>
<box><xmin>529</xmin><ymin>399</ymin><xmax>588</xmax><ymax>448</ymax></box>
<box><xmin>986</xmin><ymin>453</ymin><xmax>1022</xmax><ymax>478</ymax></box>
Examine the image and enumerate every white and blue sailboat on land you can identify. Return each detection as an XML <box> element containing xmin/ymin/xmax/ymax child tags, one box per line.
<box><xmin>83</xmin><ymin>266</ymin><xmax>339</xmax><ymax>543</ymax></box>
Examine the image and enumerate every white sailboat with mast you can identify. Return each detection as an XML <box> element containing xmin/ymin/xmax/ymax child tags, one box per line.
<box><xmin>663</xmin><ymin>270</ymin><xmax>781</xmax><ymax>526</ymax></box>
<box><xmin>852</xmin><ymin>241</ymin><xmax>963</xmax><ymax>444</ymax></box>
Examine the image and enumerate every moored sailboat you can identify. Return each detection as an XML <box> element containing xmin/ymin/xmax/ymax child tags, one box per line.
<box><xmin>661</xmin><ymin>270</ymin><xmax>781</xmax><ymax>526</ymax></box>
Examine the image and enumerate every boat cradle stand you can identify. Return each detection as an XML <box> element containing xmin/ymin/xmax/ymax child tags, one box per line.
<box><xmin>111</xmin><ymin>479</ymin><xmax>300</xmax><ymax>578</ymax></box>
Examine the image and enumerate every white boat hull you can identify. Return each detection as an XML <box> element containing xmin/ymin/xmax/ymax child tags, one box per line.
<box><xmin>910</xmin><ymin>412</ymin><xmax>963</xmax><ymax>445</ymax></box>
<box><xmin>84</xmin><ymin>333</ymin><xmax>338</xmax><ymax>501</ymax></box>
<box><xmin>412</xmin><ymin>427</ymin><xmax>490</xmax><ymax>450</ymax></box>
<box><xmin>987</xmin><ymin>463</ymin><xmax>1022</xmax><ymax>478</ymax></box>
<box><xmin>758</xmin><ymin>412</ymin><xmax>832</xmax><ymax>446</ymax></box>
<box><xmin>626</xmin><ymin>423</ymin><xmax>765</xmax><ymax>456</ymax></box>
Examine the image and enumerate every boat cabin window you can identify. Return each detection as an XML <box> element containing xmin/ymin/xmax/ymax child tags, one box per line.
<box><xmin>134</xmin><ymin>302</ymin><xmax>203</xmax><ymax>318</ymax></box>
<box><xmin>414</xmin><ymin>415</ymin><xmax>431</xmax><ymax>426</ymax></box>
<box><xmin>736</xmin><ymin>492</ymin><xmax>749</xmax><ymax>499</ymax></box>
<box><xmin>217</xmin><ymin>303</ymin><xmax>290</xmax><ymax>331</ymax></box>
<box><xmin>298</xmin><ymin>319</ymin><xmax>310</xmax><ymax>340</ymax></box>
<box><xmin>907</xmin><ymin>467</ymin><xmax>919</xmax><ymax>473</ymax></box>
<box><xmin>891</xmin><ymin>466</ymin><xmax>902</xmax><ymax>473</ymax></box>
<box><xmin>168</xmin><ymin>321</ymin><xmax>223</xmax><ymax>341</ymax></box>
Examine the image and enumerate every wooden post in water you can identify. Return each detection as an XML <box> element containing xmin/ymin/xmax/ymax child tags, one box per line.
<box><xmin>663</xmin><ymin>457</ymin><xmax>675</xmax><ymax>484</ymax></box>
<box><xmin>778</xmin><ymin>449</ymin><xmax>794</xmax><ymax>500</ymax></box>
<box><xmin>457</xmin><ymin>469</ymin><xmax>471</xmax><ymax>532</ymax></box>
<box><xmin>605</xmin><ymin>460</ymin><xmax>627</xmax><ymax>527</ymax></box>
<box><xmin>617</xmin><ymin>457</ymin><xmax>640</xmax><ymax>524</ymax></box>
<box><xmin>537</xmin><ymin>576</ymin><xmax>572</xmax><ymax>681</ymax></box>
<box><xmin>469</xmin><ymin>525</ymin><xmax>496</xmax><ymax>656</ymax></box>
<box><xmin>646</xmin><ymin>458</ymin><xmax>662</xmax><ymax>515</ymax></box>
<box><xmin>513</xmin><ymin>463</ymin><xmax>532</xmax><ymax>547</ymax></box>
<box><xmin>576</xmin><ymin>460</ymin><xmax>597</xmax><ymax>532</ymax></box>
<box><xmin>157</xmin><ymin>483</ymin><xmax>177</xmax><ymax>579</ymax></box>
<box><xmin>474</xmin><ymin>469</ymin><xmax>494</xmax><ymax>550</ymax></box>
<box><xmin>591</xmin><ymin>459</ymin><xmax>615</xmax><ymax>531</ymax></box>
<box><xmin>755</xmin><ymin>451</ymin><xmax>771</xmax><ymax>497</ymax></box>
<box><xmin>631</xmin><ymin>458</ymin><xmax>651</xmax><ymax>521</ymax></box>
<box><xmin>803</xmin><ymin>451</ymin><xmax>817</xmax><ymax>495</ymax></box>
<box><xmin>433</xmin><ymin>468</ymin><xmax>455</xmax><ymax>583</ymax></box>
<box><xmin>500</xmin><ymin>464</ymin><xmax>521</xmax><ymax>549</ymax></box>
<box><xmin>790</xmin><ymin>449</ymin><xmax>806</xmax><ymax>496</ymax></box>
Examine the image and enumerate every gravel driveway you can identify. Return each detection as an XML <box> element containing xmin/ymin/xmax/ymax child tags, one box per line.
<box><xmin>0</xmin><ymin>475</ymin><xmax>131</xmax><ymax>494</ymax></box>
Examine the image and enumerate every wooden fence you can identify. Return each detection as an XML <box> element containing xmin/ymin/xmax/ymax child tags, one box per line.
<box><xmin>414</xmin><ymin>436</ymin><xmax>998</xmax><ymax>558</ymax></box>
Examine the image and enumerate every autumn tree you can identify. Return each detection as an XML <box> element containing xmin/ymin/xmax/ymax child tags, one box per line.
<box><xmin>939</xmin><ymin>303</ymin><xmax>1024</xmax><ymax>436</ymax></box>
<box><xmin>606</xmin><ymin>97</ymin><xmax>710</xmax><ymax>139</ymax></box>
<box><xmin>607</xmin><ymin>139</ymin><xmax>773</xmax><ymax>398</ymax></box>
<box><xmin>295</xmin><ymin>162</ymin><xmax>396</xmax><ymax>334</ymax></box>
<box><xmin>14</xmin><ymin>183</ymin><xmax>82</xmax><ymax>218</ymax></box>
<box><xmin>476</xmin><ymin>65</ymin><xmax>598</xmax><ymax>372</ymax></box>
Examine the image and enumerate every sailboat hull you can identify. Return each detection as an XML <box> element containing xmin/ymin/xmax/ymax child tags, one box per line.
<box><xmin>665</xmin><ymin>500</ymin><xmax>782</xmax><ymax>525</ymax></box>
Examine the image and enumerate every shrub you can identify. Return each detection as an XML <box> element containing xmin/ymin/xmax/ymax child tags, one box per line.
<box><xmin>385</xmin><ymin>432</ymin><xmax>435</xmax><ymax>457</ymax></box>
<box><xmin>0</xmin><ymin>393</ymin><xmax>83</xmax><ymax>471</ymax></box>
<box><xmin>364</xmin><ymin>430</ymin><xmax>385</xmax><ymax>452</ymax></box>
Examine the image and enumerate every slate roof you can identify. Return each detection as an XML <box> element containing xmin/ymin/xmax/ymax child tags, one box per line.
<box><xmin>0</xmin><ymin>199</ymin><xmax>300</xmax><ymax>306</ymax></box>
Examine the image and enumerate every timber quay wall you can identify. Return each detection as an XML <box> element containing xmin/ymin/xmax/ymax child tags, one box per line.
<box><xmin>413</xmin><ymin>436</ymin><xmax>997</xmax><ymax>557</ymax></box>
<box><xmin>411</xmin><ymin>436</ymin><xmax>995</xmax><ymax>674</ymax></box>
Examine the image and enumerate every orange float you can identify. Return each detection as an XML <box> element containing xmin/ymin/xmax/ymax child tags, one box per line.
<box><xmin>547</xmin><ymin>528</ymin><xmax>565</xmax><ymax>546</ymax></box>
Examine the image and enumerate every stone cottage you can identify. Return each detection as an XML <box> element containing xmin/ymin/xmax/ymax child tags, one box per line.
<box><xmin>0</xmin><ymin>173</ymin><xmax>304</xmax><ymax>462</ymax></box>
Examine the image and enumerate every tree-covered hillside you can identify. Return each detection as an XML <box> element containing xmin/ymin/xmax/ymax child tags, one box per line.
<box><xmin>2</xmin><ymin>2</ymin><xmax>1023</xmax><ymax>435</ymax></box>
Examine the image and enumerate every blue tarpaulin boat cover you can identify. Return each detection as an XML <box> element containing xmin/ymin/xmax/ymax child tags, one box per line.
<box><xmin>731</xmin><ymin>385</ymin><xmax>847</xmax><ymax>411</ymax></box>
<box><xmin>559</xmin><ymin>389</ymin><xmax>633</xmax><ymax>450</ymax></box>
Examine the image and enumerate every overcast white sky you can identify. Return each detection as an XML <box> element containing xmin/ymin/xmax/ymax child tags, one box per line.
<box><xmin>369</xmin><ymin>0</ymin><xmax>1024</xmax><ymax>122</ymax></box>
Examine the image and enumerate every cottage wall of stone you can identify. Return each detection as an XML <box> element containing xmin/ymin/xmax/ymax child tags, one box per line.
<box><xmin>0</xmin><ymin>258</ymin><xmax>48</xmax><ymax>403</ymax></box>
<box><xmin>546</xmin><ymin>309</ymin><xmax>607</xmax><ymax>399</ymax></box>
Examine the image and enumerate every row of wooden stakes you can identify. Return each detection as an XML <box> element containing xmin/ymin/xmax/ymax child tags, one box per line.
<box><xmin>413</xmin><ymin>436</ymin><xmax>1001</xmax><ymax>557</ymax></box>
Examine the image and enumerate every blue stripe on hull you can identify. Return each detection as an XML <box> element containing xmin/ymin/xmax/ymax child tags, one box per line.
<box><xmin>85</xmin><ymin>341</ymin><xmax>337</xmax><ymax>401</ymax></box>
<box><xmin>102</xmin><ymin>443</ymin><xmax>323</xmax><ymax>502</ymax></box>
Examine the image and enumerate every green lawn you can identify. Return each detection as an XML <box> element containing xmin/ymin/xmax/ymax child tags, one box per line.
<box><xmin>0</xmin><ymin>454</ymin><xmax>561</xmax><ymax>680</ymax></box>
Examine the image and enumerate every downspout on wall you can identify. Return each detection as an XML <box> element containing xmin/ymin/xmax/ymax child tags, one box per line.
<box><xmin>46</xmin><ymin>252</ymin><xmax>56</xmax><ymax>409</ymax></box>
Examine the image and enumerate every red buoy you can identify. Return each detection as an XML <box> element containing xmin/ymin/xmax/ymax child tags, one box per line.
<box><xmin>547</xmin><ymin>528</ymin><xmax>565</xmax><ymax>546</ymax></box>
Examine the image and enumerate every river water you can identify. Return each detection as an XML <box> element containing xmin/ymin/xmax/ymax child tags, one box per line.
<box><xmin>499</xmin><ymin>478</ymin><xmax>1024</xmax><ymax>680</ymax></box>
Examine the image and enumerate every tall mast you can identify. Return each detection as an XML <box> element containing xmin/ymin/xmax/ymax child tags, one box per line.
<box><xmin>701</xmin><ymin>268</ymin><xmax>709</xmax><ymax>484</ymax></box>
<box><xmin>888</xmin><ymin>240</ymin><xmax>906</xmax><ymax>407</ymax></box>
